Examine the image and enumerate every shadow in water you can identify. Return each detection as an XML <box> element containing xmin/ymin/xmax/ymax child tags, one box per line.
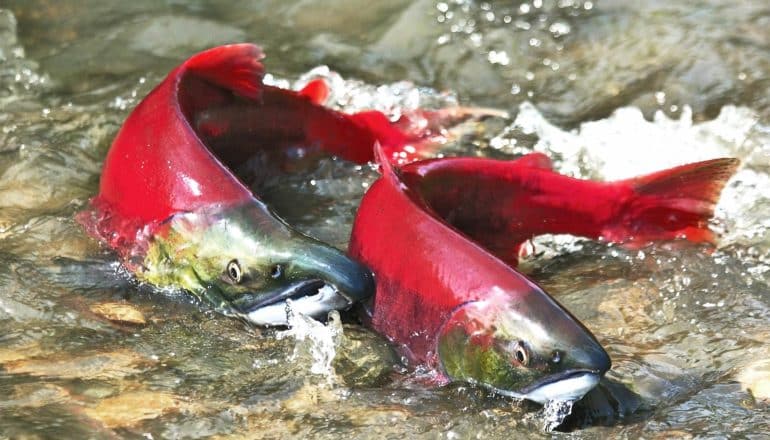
<box><xmin>558</xmin><ymin>377</ymin><xmax>649</xmax><ymax>431</ymax></box>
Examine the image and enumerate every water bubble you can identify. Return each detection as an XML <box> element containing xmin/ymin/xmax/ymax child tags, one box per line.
<box><xmin>548</xmin><ymin>21</ymin><xmax>571</xmax><ymax>37</ymax></box>
<box><xmin>488</xmin><ymin>50</ymin><xmax>510</xmax><ymax>66</ymax></box>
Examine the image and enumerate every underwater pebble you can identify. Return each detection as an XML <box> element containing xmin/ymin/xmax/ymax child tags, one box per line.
<box><xmin>83</xmin><ymin>391</ymin><xmax>184</xmax><ymax>428</ymax></box>
<box><xmin>4</xmin><ymin>383</ymin><xmax>71</xmax><ymax>408</ymax></box>
<box><xmin>281</xmin><ymin>383</ymin><xmax>340</xmax><ymax>413</ymax></box>
<box><xmin>3</xmin><ymin>349</ymin><xmax>151</xmax><ymax>379</ymax></box>
<box><xmin>0</xmin><ymin>342</ymin><xmax>44</xmax><ymax>364</ymax></box>
<box><xmin>90</xmin><ymin>302</ymin><xmax>147</xmax><ymax>325</ymax></box>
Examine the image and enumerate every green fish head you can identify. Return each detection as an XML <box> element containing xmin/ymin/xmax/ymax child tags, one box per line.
<box><xmin>140</xmin><ymin>201</ymin><xmax>374</xmax><ymax>325</ymax></box>
<box><xmin>437</xmin><ymin>288</ymin><xmax>611</xmax><ymax>404</ymax></box>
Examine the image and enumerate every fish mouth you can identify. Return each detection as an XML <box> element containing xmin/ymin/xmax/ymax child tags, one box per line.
<box><xmin>233</xmin><ymin>279</ymin><xmax>352</xmax><ymax>326</ymax></box>
<box><xmin>488</xmin><ymin>369</ymin><xmax>602</xmax><ymax>405</ymax></box>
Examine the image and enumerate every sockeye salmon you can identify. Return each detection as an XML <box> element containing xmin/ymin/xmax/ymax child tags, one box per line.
<box><xmin>348</xmin><ymin>147</ymin><xmax>738</xmax><ymax>403</ymax></box>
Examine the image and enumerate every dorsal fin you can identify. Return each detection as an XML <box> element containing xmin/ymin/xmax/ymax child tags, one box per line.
<box><xmin>298</xmin><ymin>78</ymin><xmax>330</xmax><ymax>105</ymax></box>
<box><xmin>373</xmin><ymin>141</ymin><xmax>405</xmax><ymax>190</ymax></box>
<box><xmin>183</xmin><ymin>43</ymin><xmax>265</xmax><ymax>100</ymax></box>
<box><xmin>513</xmin><ymin>152</ymin><xmax>553</xmax><ymax>170</ymax></box>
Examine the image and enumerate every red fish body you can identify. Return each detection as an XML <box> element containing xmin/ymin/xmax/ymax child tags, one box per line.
<box><xmin>80</xmin><ymin>44</ymin><xmax>470</xmax><ymax>325</ymax></box>
<box><xmin>349</xmin><ymin>150</ymin><xmax>737</xmax><ymax>402</ymax></box>
<box><xmin>86</xmin><ymin>44</ymin><xmax>451</xmax><ymax>257</ymax></box>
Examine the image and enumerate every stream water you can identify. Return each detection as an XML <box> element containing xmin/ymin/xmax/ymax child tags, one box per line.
<box><xmin>1</xmin><ymin>1</ymin><xmax>769</xmax><ymax>438</ymax></box>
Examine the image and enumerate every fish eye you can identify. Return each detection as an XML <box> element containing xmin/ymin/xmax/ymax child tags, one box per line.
<box><xmin>513</xmin><ymin>341</ymin><xmax>529</xmax><ymax>366</ymax></box>
<box><xmin>226</xmin><ymin>259</ymin><xmax>242</xmax><ymax>284</ymax></box>
<box><xmin>551</xmin><ymin>350</ymin><xmax>562</xmax><ymax>364</ymax></box>
<box><xmin>270</xmin><ymin>264</ymin><xmax>283</xmax><ymax>279</ymax></box>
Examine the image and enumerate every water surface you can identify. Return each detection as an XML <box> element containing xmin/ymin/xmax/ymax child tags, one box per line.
<box><xmin>1</xmin><ymin>1</ymin><xmax>769</xmax><ymax>438</ymax></box>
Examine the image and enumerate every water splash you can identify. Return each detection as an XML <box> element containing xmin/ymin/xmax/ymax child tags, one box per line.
<box><xmin>276</xmin><ymin>299</ymin><xmax>344</xmax><ymax>385</ymax></box>
<box><xmin>541</xmin><ymin>399</ymin><xmax>575</xmax><ymax>432</ymax></box>
<box><xmin>288</xmin><ymin>65</ymin><xmax>460</xmax><ymax>117</ymax></box>
<box><xmin>511</xmin><ymin>102</ymin><xmax>761</xmax><ymax>179</ymax></box>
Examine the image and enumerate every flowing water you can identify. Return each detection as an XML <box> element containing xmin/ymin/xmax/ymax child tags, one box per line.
<box><xmin>1</xmin><ymin>0</ymin><xmax>769</xmax><ymax>438</ymax></box>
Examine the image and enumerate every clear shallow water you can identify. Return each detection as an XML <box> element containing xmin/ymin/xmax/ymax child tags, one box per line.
<box><xmin>1</xmin><ymin>1</ymin><xmax>769</xmax><ymax>438</ymax></box>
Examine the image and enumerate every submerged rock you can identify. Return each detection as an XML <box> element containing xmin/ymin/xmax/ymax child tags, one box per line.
<box><xmin>3</xmin><ymin>349</ymin><xmax>152</xmax><ymax>379</ymax></box>
<box><xmin>89</xmin><ymin>302</ymin><xmax>147</xmax><ymax>326</ymax></box>
<box><xmin>83</xmin><ymin>390</ymin><xmax>186</xmax><ymax>428</ymax></box>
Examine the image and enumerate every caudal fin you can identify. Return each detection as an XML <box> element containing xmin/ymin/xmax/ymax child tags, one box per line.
<box><xmin>610</xmin><ymin>158</ymin><xmax>740</xmax><ymax>244</ymax></box>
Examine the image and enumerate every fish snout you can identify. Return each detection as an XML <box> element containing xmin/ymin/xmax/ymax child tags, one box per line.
<box><xmin>557</xmin><ymin>322</ymin><xmax>612</xmax><ymax>377</ymax></box>
<box><xmin>290</xmin><ymin>240</ymin><xmax>376</xmax><ymax>304</ymax></box>
<box><xmin>576</xmin><ymin>339</ymin><xmax>612</xmax><ymax>376</ymax></box>
<box><xmin>235</xmin><ymin>239</ymin><xmax>375</xmax><ymax>326</ymax></box>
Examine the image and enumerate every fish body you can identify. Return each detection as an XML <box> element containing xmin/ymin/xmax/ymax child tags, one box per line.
<box><xmin>80</xmin><ymin>44</ymin><xmax>457</xmax><ymax>324</ymax></box>
<box><xmin>349</xmin><ymin>149</ymin><xmax>737</xmax><ymax>403</ymax></box>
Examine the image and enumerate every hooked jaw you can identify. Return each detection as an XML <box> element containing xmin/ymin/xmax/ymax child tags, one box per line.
<box><xmin>437</xmin><ymin>293</ymin><xmax>611</xmax><ymax>405</ymax></box>
<box><xmin>234</xmin><ymin>240</ymin><xmax>376</xmax><ymax>326</ymax></box>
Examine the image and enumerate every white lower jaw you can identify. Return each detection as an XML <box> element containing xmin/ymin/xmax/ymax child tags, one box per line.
<box><xmin>523</xmin><ymin>372</ymin><xmax>600</xmax><ymax>404</ymax></box>
<box><xmin>490</xmin><ymin>372</ymin><xmax>601</xmax><ymax>405</ymax></box>
<box><xmin>244</xmin><ymin>285</ymin><xmax>350</xmax><ymax>326</ymax></box>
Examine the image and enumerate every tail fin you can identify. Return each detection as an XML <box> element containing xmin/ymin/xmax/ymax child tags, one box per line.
<box><xmin>184</xmin><ymin>43</ymin><xmax>265</xmax><ymax>100</ymax></box>
<box><xmin>611</xmin><ymin>158</ymin><xmax>740</xmax><ymax>244</ymax></box>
